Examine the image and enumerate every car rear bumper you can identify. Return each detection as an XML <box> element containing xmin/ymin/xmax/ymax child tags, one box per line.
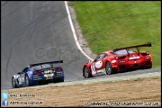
<box><xmin>30</xmin><ymin>73</ymin><xmax>64</xmax><ymax>85</ymax></box>
<box><xmin>114</xmin><ymin>60</ymin><xmax>152</xmax><ymax>72</ymax></box>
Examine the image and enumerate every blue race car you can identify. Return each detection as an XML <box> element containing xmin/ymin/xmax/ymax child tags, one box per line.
<box><xmin>11</xmin><ymin>60</ymin><xmax>64</xmax><ymax>88</ymax></box>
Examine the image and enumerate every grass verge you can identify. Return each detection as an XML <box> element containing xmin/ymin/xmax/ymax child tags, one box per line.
<box><xmin>70</xmin><ymin>1</ymin><xmax>161</xmax><ymax>68</ymax></box>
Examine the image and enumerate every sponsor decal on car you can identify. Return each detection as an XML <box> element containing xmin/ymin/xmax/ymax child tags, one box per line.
<box><xmin>44</xmin><ymin>74</ymin><xmax>53</xmax><ymax>79</ymax></box>
<box><xmin>95</xmin><ymin>61</ymin><xmax>103</xmax><ymax>68</ymax></box>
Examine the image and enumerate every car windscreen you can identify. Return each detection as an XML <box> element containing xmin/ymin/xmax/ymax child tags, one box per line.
<box><xmin>31</xmin><ymin>64</ymin><xmax>51</xmax><ymax>70</ymax></box>
<box><xmin>31</xmin><ymin>65</ymin><xmax>41</xmax><ymax>70</ymax></box>
<box><xmin>41</xmin><ymin>64</ymin><xmax>51</xmax><ymax>69</ymax></box>
<box><xmin>114</xmin><ymin>49</ymin><xmax>135</xmax><ymax>55</ymax></box>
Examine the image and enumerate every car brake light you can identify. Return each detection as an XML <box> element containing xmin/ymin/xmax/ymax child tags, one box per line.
<box><xmin>141</xmin><ymin>52</ymin><xmax>149</xmax><ymax>56</ymax></box>
<box><xmin>33</xmin><ymin>70</ymin><xmax>42</xmax><ymax>74</ymax></box>
<box><xmin>145</xmin><ymin>56</ymin><xmax>150</xmax><ymax>59</ymax></box>
<box><xmin>116</xmin><ymin>56</ymin><xmax>126</xmax><ymax>60</ymax></box>
<box><xmin>54</xmin><ymin>67</ymin><xmax>63</xmax><ymax>72</ymax></box>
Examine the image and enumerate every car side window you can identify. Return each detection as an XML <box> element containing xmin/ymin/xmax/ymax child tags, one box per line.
<box><xmin>94</xmin><ymin>55</ymin><xmax>100</xmax><ymax>62</ymax></box>
<box><xmin>22</xmin><ymin>67</ymin><xmax>28</xmax><ymax>74</ymax></box>
<box><xmin>94</xmin><ymin>53</ymin><xmax>107</xmax><ymax>61</ymax></box>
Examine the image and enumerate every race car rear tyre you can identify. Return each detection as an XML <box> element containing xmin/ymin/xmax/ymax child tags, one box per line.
<box><xmin>12</xmin><ymin>77</ymin><xmax>18</xmax><ymax>88</ymax></box>
<box><xmin>105</xmin><ymin>62</ymin><xmax>114</xmax><ymax>75</ymax></box>
<box><xmin>147</xmin><ymin>61</ymin><xmax>152</xmax><ymax>69</ymax></box>
<box><xmin>53</xmin><ymin>79</ymin><xmax>57</xmax><ymax>83</ymax></box>
<box><xmin>142</xmin><ymin>61</ymin><xmax>152</xmax><ymax>69</ymax></box>
<box><xmin>25</xmin><ymin>75</ymin><xmax>30</xmax><ymax>86</ymax></box>
<box><xmin>83</xmin><ymin>66</ymin><xmax>91</xmax><ymax>78</ymax></box>
<box><xmin>60</xmin><ymin>78</ymin><xmax>64</xmax><ymax>82</ymax></box>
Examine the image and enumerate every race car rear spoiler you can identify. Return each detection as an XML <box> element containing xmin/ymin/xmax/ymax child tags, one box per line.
<box><xmin>30</xmin><ymin>60</ymin><xmax>63</xmax><ymax>66</ymax></box>
<box><xmin>113</xmin><ymin>42</ymin><xmax>152</xmax><ymax>52</ymax></box>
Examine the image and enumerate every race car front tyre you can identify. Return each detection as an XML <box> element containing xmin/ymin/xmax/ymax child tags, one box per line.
<box><xmin>25</xmin><ymin>75</ymin><xmax>30</xmax><ymax>86</ymax></box>
<box><xmin>12</xmin><ymin>77</ymin><xmax>18</xmax><ymax>88</ymax></box>
<box><xmin>83</xmin><ymin>66</ymin><xmax>91</xmax><ymax>78</ymax></box>
<box><xmin>105</xmin><ymin>62</ymin><xmax>114</xmax><ymax>75</ymax></box>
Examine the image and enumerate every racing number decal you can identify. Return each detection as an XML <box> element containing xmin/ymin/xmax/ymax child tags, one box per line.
<box><xmin>18</xmin><ymin>76</ymin><xmax>23</xmax><ymax>84</ymax></box>
<box><xmin>91</xmin><ymin>63</ymin><xmax>96</xmax><ymax>75</ymax></box>
<box><xmin>95</xmin><ymin>61</ymin><xmax>103</xmax><ymax>69</ymax></box>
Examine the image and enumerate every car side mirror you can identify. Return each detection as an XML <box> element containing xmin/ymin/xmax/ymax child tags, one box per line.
<box><xmin>89</xmin><ymin>59</ymin><xmax>93</xmax><ymax>62</ymax></box>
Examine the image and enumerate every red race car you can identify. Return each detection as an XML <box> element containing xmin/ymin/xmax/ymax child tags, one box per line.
<box><xmin>83</xmin><ymin>43</ymin><xmax>152</xmax><ymax>78</ymax></box>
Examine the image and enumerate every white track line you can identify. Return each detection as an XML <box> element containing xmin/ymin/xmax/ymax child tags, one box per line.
<box><xmin>64</xmin><ymin>1</ymin><xmax>93</xmax><ymax>61</ymax></box>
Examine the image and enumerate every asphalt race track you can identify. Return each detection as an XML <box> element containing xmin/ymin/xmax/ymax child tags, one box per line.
<box><xmin>1</xmin><ymin>1</ymin><xmax>89</xmax><ymax>90</ymax></box>
<box><xmin>1</xmin><ymin>1</ymin><xmax>160</xmax><ymax>90</ymax></box>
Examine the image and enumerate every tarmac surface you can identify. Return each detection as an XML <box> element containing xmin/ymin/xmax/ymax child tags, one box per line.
<box><xmin>1</xmin><ymin>1</ymin><xmax>160</xmax><ymax>90</ymax></box>
<box><xmin>1</xmin><ymin>1</ymin><xmax>88</xmax><ymax>90</ymax></box>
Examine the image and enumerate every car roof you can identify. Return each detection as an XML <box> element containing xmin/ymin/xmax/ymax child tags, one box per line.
<box><xmin>102</xmin><ymin>50</ymin><xmax>113</xmax><ymax>55</ymax></box>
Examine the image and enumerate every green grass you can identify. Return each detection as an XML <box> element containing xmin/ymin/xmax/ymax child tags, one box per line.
<box><xmin>70</xmin><ymin>1</ymin><xmax>161</xmax><ymax>68</ymax></box>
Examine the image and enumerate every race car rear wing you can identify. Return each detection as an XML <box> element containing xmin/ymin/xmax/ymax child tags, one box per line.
<box><xmin>30</xmin><ymin>60</ymin><xmax>63</xmax><ymax>67</ymax></box>
<box><xmin>113</xmin><ymin>42</ymin><xmax>152</xmax><ymax>52</ymax></box>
